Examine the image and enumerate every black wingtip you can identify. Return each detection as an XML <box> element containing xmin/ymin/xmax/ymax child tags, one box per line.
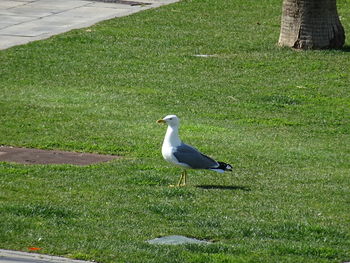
<box><xmin>218</xmin><ymin>161</ymin><xmax>233</xmax><ymax>171</ymax></box>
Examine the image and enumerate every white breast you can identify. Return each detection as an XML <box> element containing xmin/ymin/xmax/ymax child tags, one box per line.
<box><xmin>161</xmin><ymin>144</ymin><xmax>178</xmax><ymax>165</ymax></box>
<box><xmin>161</xmin><ymin>125</ymin><xmax>190</xmax><ymax>168</ymax></box>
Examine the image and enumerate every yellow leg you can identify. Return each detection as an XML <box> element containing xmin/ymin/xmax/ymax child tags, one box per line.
<box><xmin>183</xmin><ymin>170</ymin><xmax>188</xmax><ymax>186</ymax></box>
<box><xmin>177</xmin><ymin>171</ymin><xmax>185</xmax><ymax>186</ymax></box>
<box><xmin>179</xmin><ymin>170</ymin><xmax>188</xmax><ymax>186</ymax></box>
<box><xmin>169</xmin><ymin>170</ymin><xmax>188</xmax><ymax>187</ymax></box>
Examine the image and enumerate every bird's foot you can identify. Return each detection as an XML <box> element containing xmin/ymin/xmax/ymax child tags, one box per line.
<box><xmin>168</xmin><ymin>184</ymin><xmax>186</xmax><ymax>188</ymax></box>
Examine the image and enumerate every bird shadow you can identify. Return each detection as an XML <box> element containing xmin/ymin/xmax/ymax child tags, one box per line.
<box><xmin>195</xmin><ymin>184</ymin><xmax>251</xmax><ymax>191</ymax></box>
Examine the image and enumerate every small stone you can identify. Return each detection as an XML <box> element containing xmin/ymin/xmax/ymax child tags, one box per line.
<box><xmin>193</xmin><ymin>54</ymin><xmax>217</xmax><ymax>58</ymax></box>
<box><xmin>147</xmin><ymin>235</ymin><xmax>211</xmax><ymax>245</ymax></box>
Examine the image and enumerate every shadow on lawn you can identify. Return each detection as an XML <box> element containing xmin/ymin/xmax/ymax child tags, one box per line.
<box><xmin>195</xmin><ymin>185</ymin><xmax>251</xmax><ymax>191</ymax></box>
<box><xmin>340</xmin><ymin>45</ymin><xmax>350</xmax><ymax>52</ymax></box>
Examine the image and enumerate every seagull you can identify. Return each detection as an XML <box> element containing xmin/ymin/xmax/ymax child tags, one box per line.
<box><xmin>157</xmin><ymin>115</ymin><xmax>232</xmax><ymax>186</ymax></box>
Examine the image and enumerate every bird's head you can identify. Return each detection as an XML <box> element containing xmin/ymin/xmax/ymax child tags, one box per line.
<box><xmin>157</xmin><ymin>115</ymin><xmax>180</xmax><ymax>127</ymax></box>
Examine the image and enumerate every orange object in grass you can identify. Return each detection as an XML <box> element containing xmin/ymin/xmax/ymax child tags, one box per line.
<box><xmin>28</xmin><ymin>247</ymin><xmax>41</xmax><ymax>251</ymax></box>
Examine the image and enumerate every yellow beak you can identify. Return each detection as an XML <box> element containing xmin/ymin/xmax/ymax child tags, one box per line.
<box><xmin>157</xmin><ymin>119</ymin><xmax>166</xmax><ymax>124</ymax></box>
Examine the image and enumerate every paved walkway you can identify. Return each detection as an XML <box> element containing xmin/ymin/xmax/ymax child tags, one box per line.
<box><xmin>0</xmin><ymin>249</ymin><xmax>95</xmax><ymax>263</ymax></box>
<box><xmin>0</xmin><ymin>0</ymin><xmax>178</xmax><ymax>50</ymax></box>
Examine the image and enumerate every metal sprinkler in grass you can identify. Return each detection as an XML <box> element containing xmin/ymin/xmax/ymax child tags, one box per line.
<box><xmin>157</xmin><ymin>115</ymin><xmax>232</xmax><ymax>186</ymax></box>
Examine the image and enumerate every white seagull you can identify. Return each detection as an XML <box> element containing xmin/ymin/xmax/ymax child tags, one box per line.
<box><xmin>157</xmin><ymin>115</ymin><xmax>232</xmax><ymax>186</ymax></box>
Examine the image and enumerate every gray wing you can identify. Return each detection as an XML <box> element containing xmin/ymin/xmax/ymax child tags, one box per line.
<box><xmin>173</xmin><ymin>143</ymin><xmax>219</xmax><ymax>169</ymax></box>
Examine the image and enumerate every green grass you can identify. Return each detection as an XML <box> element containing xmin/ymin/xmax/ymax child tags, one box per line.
<box><xmin>0</xmin><ymin>0</ymin><xmax>349</xmax><ymax>262</ymax></box>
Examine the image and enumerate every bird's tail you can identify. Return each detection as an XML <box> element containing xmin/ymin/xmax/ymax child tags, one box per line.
<box><xmin>210</xmin><ymin>162</ymin><xmax>233</xmax><ymax>173</ymax></box>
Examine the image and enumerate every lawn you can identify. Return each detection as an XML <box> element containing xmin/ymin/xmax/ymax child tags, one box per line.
<box><xmin>0</xmin><ymin>0</ymin><xmax>349</xmax><ymax>262</ymax></box>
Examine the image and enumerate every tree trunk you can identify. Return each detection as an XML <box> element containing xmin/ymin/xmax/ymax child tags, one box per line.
<box><xmin>278</xmin><ymin>0</ymin><xmax>345</xmax><ymax>49</ymax></box>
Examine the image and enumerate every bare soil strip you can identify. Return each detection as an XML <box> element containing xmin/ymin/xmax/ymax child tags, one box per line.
<box><xmin>0</xmin><ymin>146</ymin><xmax>119</xmax><ymax>166</ymax></box>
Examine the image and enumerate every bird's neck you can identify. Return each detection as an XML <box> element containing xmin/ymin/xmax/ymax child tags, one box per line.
<box><xmin>164</xmin><ymin>125</ymin><xmax>182</xmax><ymax>147</ymax></box>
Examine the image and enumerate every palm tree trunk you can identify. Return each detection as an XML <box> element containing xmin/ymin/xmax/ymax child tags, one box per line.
<box><xmin>278</xmin><ymin>0</ymin><xmax>345</xmax><ymax>49</ymax></box>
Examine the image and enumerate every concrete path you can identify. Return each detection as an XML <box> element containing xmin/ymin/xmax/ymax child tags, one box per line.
<box><xmin>0</xmin><ymin>249</ymin><xmax>94</xmax><ymax>263</ymax></box>
<box><xmin>0</xmin><ymin>0</ymin><xmax>178</xmax><ymax>50</ymax></box>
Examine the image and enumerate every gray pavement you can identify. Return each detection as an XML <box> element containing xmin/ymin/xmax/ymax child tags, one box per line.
<box><xmin>0</xmin><ymin>249</ymin><xmax>94</xmax><ymax>263</ymax></box>
<box><xmin>0</xmin><ymin>0</ymin><xmax>178</xmax><ymax>50</ymax></box>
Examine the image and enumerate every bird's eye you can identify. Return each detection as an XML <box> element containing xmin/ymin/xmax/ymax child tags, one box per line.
<box><xmin>169</xmin><ymin>118</ymin><xmax>173</xmax><ymax>120</ymax></box>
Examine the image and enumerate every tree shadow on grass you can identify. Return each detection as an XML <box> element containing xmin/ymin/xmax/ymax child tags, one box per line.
<box><xmin>339</xmin><ymin>45</ymin><xmax>350</xmax><ymax>52</ymax></box>
<box><xmin>195</xmin><ymin>185</ymin><xmax>251</xmax><ymax>191</ymax></box>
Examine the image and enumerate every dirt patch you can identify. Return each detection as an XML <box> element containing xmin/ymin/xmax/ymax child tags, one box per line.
<box><xmin>0</xmin><ymin>146</ymin><xmax>120</xmax><ymax>166</ymax></box>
